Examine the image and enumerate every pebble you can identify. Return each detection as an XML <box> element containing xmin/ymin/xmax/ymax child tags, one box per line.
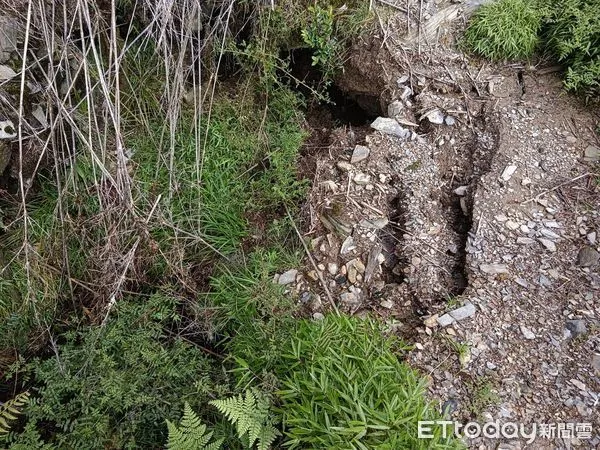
<box><xmin>380</xmin><ymin>299</ymin><xmax>394</xmax><ymax>309</ymax></box>
<box><xmin>453</xmin><ymin>185</ymin><xmax>468</xmax><ymax>196</ymax></box>
<box><xmin>437</xmin><ymin>314</ymin><xmax>455</xmax><ymax>327</ymax></box>
<box><xmin>425</xmin><ymin>109</ymin><xmax>445</xmax><ymax>124</ymax></box>
<box><xmin>353</xmin><ymin>173</ymin><xmax>371</xmax><ymax>185</ymax></box>
<box><xmin>340</xmin><ymin>291</ymin><xmax>358</xmax><ymax>305</ymax></box>
<box><xmin>569</xmin><ymin>379</ymin><xmax>586</xmax><ymax>391</ymax></box>
<box><xmin>445</xmin><ymin>115</ymin><xmax>456</xmax><ymax>126</ymax></box>
<box><xmin>584</xmin><ymin>145</ymin><xmax>600</xmax><ymax>162</ymax></box>
<box><xmin>516</xmin><ymin>237</ymin><xmax>535</xmax><ymax>245</ymax></box>
<box><xmin>370</xmin><ymin>117</ymin><xmax>411</xmax><ymax>139</ymax></box>
<box><xmin>576</xmin><ymin>246</ymin><xmax>600</xmax><ymax>267</ymax></box>
<box><xmin>351</xmin><ymin>145</ymin><xmax>370</xmax><ymax>163</ymax></box>
<box><xmin>501</xmin><ymin>164</ymin><xmax>518</xmax><ymax>181</ymax></box>
<box><xmin>505</xmin><ymin>220</ymin><xmax>520</xmax><ymax>230</ymax></box>
<box><xmin>538</xmin><ymin>238</ymin><xmax>556</xmax><ymax>252</ymax></box>
<box><xmin>327</xmin><ymin>263</ymin><xmax>338</xmax><ymax>275</ymax></box>
<box><xmin>423</xmin><ymin>314</ymin><xmax>439</xmax><ymax>328</ymax></box>
<box><xmin>592</xmin><ymin>354</ymin><xmax>600</xmax><ymax>373</ymax></box>
<box><xmin>519</xmin><ymin>225</ymin><xmax>530</xmax><ymax>234</ymax></box>
<box><xmin>480</xmin><ymin>263</ymin><xmax>508</xmax><ymax>274</ymax></box>
<box><xmin>337</xmin><ymin>161</ymin><xmax>352</xmax><ymax>172</ymax></box>
<box><xmin>539</xmin><ymin>228</ymin><xmax>560</xmax><ymax>240</ymax></box>
<box><xmin>587</xmin><ymin>232</ymin><xmax>597</xmax><ymax>245</ymax></box>
<box><xmin>313</xmin><ymin>312</ymin><xmax>325</xmax><ymax>320</ymax></box>
<box><xmin>448</xmin><ymin>303</ymin><xmax>476</xmax><ymax>321</ymax></box>
<box><xmin>387</xmin><ymin>100</ymin><xmax>404</xmax><ymax>118</ymax></box>
<box><xmin>486</xmin><ymin>361</ymin><xmax>497</xmax><ymax>370</ymax></box>
<box><xmin>520</xmin><ymin>325</ymin><xmax>536</xmax><ymax>340</ymax></box>
<box><xmin>565</xmin><ymin>319</ymin><xmax>587</xmax><ymax>338</ymax></box>
<box><xmin>340</xmin><ymin>236</ymin><xmax>356</xmax><ymax>255</ymax></box>
<box><xmin>278</xmin><ymin>269</ymin><xmax>298</xmax><ymax>285</ymax></box>
<box><xmin>359</xmin><ymin>217</ymin><xmax>389</xmax><ymax>229</ymax></box>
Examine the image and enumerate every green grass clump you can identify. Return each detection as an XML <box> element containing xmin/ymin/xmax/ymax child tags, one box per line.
<box><xmin>462</xmin><ymin>0</ymin><xmax>543</xmax><ymax>60</ymax></box>
<box><xmin>274</xmin><ymin>315</ymin><xmax>461</xmax><ymax>449</ymax></box>
<box><xmin>543</xmin><ymin>0</ymin><xmax>600</xmax><ymax>100</ymax></box>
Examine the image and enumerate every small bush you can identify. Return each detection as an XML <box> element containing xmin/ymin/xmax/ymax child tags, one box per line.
<box><xmin>462</xmin><ymin>0</ymin><xmax>543</xmax><ymax>60</ymax></box>
<box><xmin>274</xmin><ymin>315</ymin><xmax>461</xmax><ymax>449</ymax></box>
<box><xmin>9</xmin><ymin>293</ymin><xmax>216</xmax><ymax>449</ymax></box>
<box><xmin>543</xmin><ymin>0</ymin><xmax>600</xmax><ymax>99</ymax></box>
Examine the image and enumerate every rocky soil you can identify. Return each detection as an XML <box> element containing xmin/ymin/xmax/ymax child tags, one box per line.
<box><xmin>276</xmin><ymin>1</ymin><xmax>600</xmax><ymax>447</ymax></box>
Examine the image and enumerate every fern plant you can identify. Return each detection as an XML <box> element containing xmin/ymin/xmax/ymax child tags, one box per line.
<box><xmin>210</xmin><ymin>390</ymin><xmax>279</xmax><ymax>450</ymax></box>
<box><xmin>166</xmin><ymin>403</ymin><xmax>223</xmax><ymax>450</ymax></box>
<box><xmin>0</xmin><ymin>391</ymin><xmax>30</xmax><ymax>435</ymax></box>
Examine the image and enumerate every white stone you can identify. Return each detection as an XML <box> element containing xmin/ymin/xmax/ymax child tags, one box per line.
<box><xmin>501</xmin><ymin>164</ymin><xmax>518</xmax><ymax>181</ymax></box>
<box><xmin>278</xmin><ymin>269</ymin><xmax>298</xmax><ymax>285</ymax></box>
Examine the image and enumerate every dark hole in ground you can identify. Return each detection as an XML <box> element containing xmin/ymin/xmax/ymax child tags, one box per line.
<box><xmin>445</xmin><ymin>192</ymin><xmax>472</xmax><ymax>296</ymax></box>
<box><xmin>280</xmin><ymin>48</ymin><xmax>382</xmax><ymax>127</ymax></box>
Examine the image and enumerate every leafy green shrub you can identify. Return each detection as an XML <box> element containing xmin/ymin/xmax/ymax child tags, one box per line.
<box><xmin>0</xmin><ymin>391</ymin><xmax>30</xmax><ymax>435</ymax></box>
<box><xmin>543</xmin><ymin>0</ymin><xmax>600</xmax><ymax>99</ymax></box>
<box><xmin>274</xmin><ymin>315</ymin><xmax>461</xmax><ymax>449</ymax></box>
<box><xmin>9</xmin><ymin>293</ymin><xmax>217</xmax><ymax>449</ymax></box>
<box><xmin>463</xmin><ymin>0</ymin><xmax>544</xmax><ymax>60</ymax></box>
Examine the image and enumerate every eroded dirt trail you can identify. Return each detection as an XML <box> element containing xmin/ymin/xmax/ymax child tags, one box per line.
<box><xmin>281</xmin><ymin>2</ymin><xmax>600</xmax><ymax>447</ymax></box>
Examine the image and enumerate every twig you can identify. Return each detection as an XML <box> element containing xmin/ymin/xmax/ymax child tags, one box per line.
<box><xmin>377</xmin><ymin>0</ymin><xmax>408</xmax><ymax>13</ymax></box>
<box><xmin>285</xmin><ymin>206</ymin><xmax>339</xmax><ymax>314</ymax></box>
<box><xmin>520</xmin><ymin>173</ymin><xmax>591</xmax><ymax>205</ymax></box>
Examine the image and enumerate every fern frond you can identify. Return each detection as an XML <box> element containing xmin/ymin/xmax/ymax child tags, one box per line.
<box><xmin>210</xmin><ymin>389</ymin><xmax>279</xmax><ymax>450</ymax></box>
<box><xmin>0</xmin><ymin>391</ymin><xmax>30</xmax><ymax>435</ymax></box>
<box><xmin>166</xmin><ymin>402</ymin><xmax>223</xmax><ymax>450</ymax></box>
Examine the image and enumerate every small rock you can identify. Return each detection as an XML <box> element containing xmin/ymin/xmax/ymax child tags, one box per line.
<box><xmin>370</xmin><ymin>117</ymin><xmax>411</xmax><ymax>139</ymax></box>
<box><xmin>584</xmin><ymin>145</ymin><xmax>600</xmax><ymax>162</ymax></box>
<box><xmin>520</xmin><ymin>325</ymin><xmax>536</xmax><ymax>340</ymax></box>
<box><xmin>515</xmin><ymin>277</ymin><xmax>529</xmax><ymax>287</ymax></box>
<box><xmin>380</xmin><ymin>299</ymin><xmax>394</xmax><ymax>309</ymax></box>
<box><xmin>351</xmin><ymin>145</ymin><xmax>370</xmax><ymax>163</ymax></box>
<box><xmin>442</xmin><ymin>399</ymin><xmax>459</xmax><ymax>416</ymax></box>
<box><xmin>423</xmin><ymin>314</ymin><xmax>439</xmax><ymax>328</ymax></box>
<box><xmin>505</xmin><ymin>220</ymin><xmax>520</xmax><ymax>230</ymax></box>
<box><xmin>516</xmin><ymin>237</ymin><xmax>535</xmax><ymax>245</ymax></box>
<box><xmin>540</xmin><ymin>228</ymin><xmax>561</xmax><ymax>240</ymax></box>
<box><xmin>0</xmin><ymin>64</ymin><xmax>16</xmax><ymax>81</ymax></box>
<box><xmin>486</xmin><ymin>361</ymin><xmax>497</xmax><ymax>370</ymax></box>
<box><xmin>400</xmin><ymin>85</ymin><xmax>412</xmax><ymax>101</ymax></box>
<box><xmin>592</xmin><ymin>354</ymin><xmax>600</xmax><ymax>373</ymax></box>
<box><xmin>327</xmin><ymin>263</ymin><xmax>339</xmax><ymax>275</ymax></box>
<box><xmin>312</xmin><ymin>312</ymin><xmax>325</xmax><ymax>320</ymax></box>
<box><xmin>587</xmin><ymin>232</ymin><xmax>596</xmax><ymax>245</ymax></box>
<box><xmin>299</xmin><ymin>291</ymin><xmax>312</xmax><ymax>304</ymax></box>
<box><xmin>501</xmin><ymin>164</ymin><xmax>518</xmax><ymax>181</ymax></box>
<box><xmin>347</xmin><ymin>264</ymin><xmax>358</xmax><ymax>284</ymax></box>
<box><xmin>453</xmin><ymin>185</ymin><xmax>468</xmax><ymax>196</ymax></box>
<box><xmin>359</xmin><ymin>217</ymin><xmax>389</xmax><ymax>229</ymax></box>
<box><xmin>480</xmin><ymin>263</ymin><xmax>508</xmax><ymax>274</ymax></box>
<box><xmin>306</xmin><ymin>270</ymin><xmax>319</xmax><ymax>281</ymax></box>
<box><xmin>424</xmin><ymin>109</ymin><xmax>445</xmax><ymax>125</ymax></box>
<box><xmin>337</xmin><ymin>161</ymin><xmax>353</xmax><ymax>172</ymax></box>
<box><xmin>396</xmin><ymin>74</ymin><xmax>409</xmax><ymax>85</ymax></box>
<box><xmin>444</xmin><ymin>115</ymin><xmax>456</xmax><ymax>126</ymax></box>
<box><xmin>0</xmin><ymin>119</ymin><xmax>16</xmax><ymax>139</ymax></box>
<box><xmin>278</xmin><ymin>269</ymin><xmax>298</xmax><ymax>285</ymax></box>
<box><xmin>565</xmin><ymin>319</ymin><xmax>587</xmax><ymax>338</ymax></box>
<box><xmin>448</xmin><ymin>303</ymin><xmax>476</xmax><ymax>321</ymax></box>
<box><xmin>387</xmin><ymin>100</ymin><xmax>404</xmax><ymax>118</ymax></box>
<box><xmin>495</xmin><ymin>214</ymin><xmax>508</xmax><ymax>222</ymax></box>
<box><xmin>340</xmin><ymin>236</ymin><xmax>356</xmax><ymax>255</ymax></box>
<box><xmin>520</xmin><ymin>225</ymin><xmax>530</xmax><ymax>234</ymax></box>
<box><xmin>354</xmin><ymin>173</ymin><xmax>371</xmax><ymax>185</ymax></box>
<box><xmin>576</xmin><ymin>246</ymin><xmax>600</xmax><ymax>267</ymax></box>
<box><xmin>538</xmin><ymin>238</ymin><xmax>556</xmax><ymax>252</ymax></box>
<box><xmin>340</xmin><ymin>291</ymin><xmax>359</xmax><ymax>305</ymax></box>
<box><xmin>437</xmin><ymin>314</ymin><xmax>455</xmax><ymax>327</ymax></box>
<box><xmin>569</xmin><ymin>379</ymin><xmax>587</xmax><ymax>391</ymax></box>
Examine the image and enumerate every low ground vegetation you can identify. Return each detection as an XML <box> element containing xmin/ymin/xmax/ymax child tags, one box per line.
<box><xmin>0</xmin><ymin>0</ymin><xmax>457</xmax><ymax>448</ymax></box>
<box><xmin>463</xmin><ymin>0</ymin><xmax>600</xmax><ymax>100</ymax></box>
